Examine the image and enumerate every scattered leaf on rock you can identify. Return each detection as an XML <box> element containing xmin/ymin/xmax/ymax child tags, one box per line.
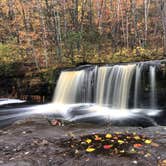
<box><xmin>94</xmin><ymin>135</ymin><xmax>102</xmax><ymax>141</ymax></box>
<box><xmin>133</xmin><ymin>144</ymin><xmax>143</xmax><ymax>148</ymax></box>
<box><xmin>105</xmin><ymin>134</ymin><xmax>112</xmax><ymax>138</ymax></box>
<box><xmin>118</xmin><ymin>140</ymin><xmax>124</xmax><ymax>144</ymax></box>
<box><xmin>103</xmin><ymin>145</ymin><xmax>113</xmax><ymax>149</ymax></box>
<box><xmin>61</xmin><ymin>132</ymin><xmax>153</xmax><ymax>156</ymax></box>
<box><xmin>86</xmin><ymin>139</ymin><xmax>92</xmax><ymax>144</ymax></box>
<box><xmin>86</xmin><ymin>147</ymin><xmax>95</xmax><ymax>152</ymax></box>
<box><xmin>144</xmin><ymin>139</ymin><xmax>152</xmax><ymax>144</ymax></box>
<box><xmin>134</xmin><ymin>136</ymin><xmax>140</xmax><ymax>140</ymax></box>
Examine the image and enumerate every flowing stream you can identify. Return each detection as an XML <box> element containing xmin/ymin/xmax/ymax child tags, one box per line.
<box><xmin>0</xmin><ymin>60</ymin><xmax>165</xmax><ymax>127</ymax></box>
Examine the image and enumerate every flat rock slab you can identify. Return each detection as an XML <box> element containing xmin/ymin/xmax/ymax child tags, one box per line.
<box><xmin>0</xmin><ymin>116</ymin><xmax>166</xmax><ymax>166</ymax></box>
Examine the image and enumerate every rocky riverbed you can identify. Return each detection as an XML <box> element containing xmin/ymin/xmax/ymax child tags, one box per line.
<box><xmin>0</xmin><ymin>116</ymin><xmax>166</xmax><ymax>166</ymax></box>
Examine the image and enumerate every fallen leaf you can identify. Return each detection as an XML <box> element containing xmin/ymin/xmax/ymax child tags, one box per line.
<box><xmin>133</xmin><ymin>143</ymin><xmax>143</xmax><ymax>148</ymax></box>
<box><xmin>103</xmin><ymin>145</ymin><xmax>113</xmax><ymax>149</ymax></box>
<box><xmin>144</xmin><ymin>139</ymin><xmax>152</xmax><ymax>144</ymax></box>
<box><xmin>95</xmin><ymin>136</ymin><xmax>102</xmax><ymax>141</ymax></box>
<box><xmin>86</xmin><ymin>139</ymin><xmax>92</xmax><ymax>144</ymax></box>
<box><xmin>86</xmin><ymin>147</ymin><xmax>95</xmax><ymax>152</ymax></box>
<box><xmin>115</xmin><ymin>132</ymin><xmax>122</xmax><ymax>134</ymax></box>
<box><xmin>105</xmin><ymin>134</ymin><xmax>112</xmax><ymax>138</ymax></box>
<box><xmin>118</xmin><ymin>140</ymin><xmax>124</xmax><ymax>144</ymax></box>
<box><xmin>134</xmin><ymin>136</ymin><xmax>140</xmax><ymax>140</ymax></box>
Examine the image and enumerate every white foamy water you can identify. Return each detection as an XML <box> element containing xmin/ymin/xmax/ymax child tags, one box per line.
<box><xmin>150</xmin><ymin>66</ymin><xmax>156</xmax><ymax>108</ymax></box>
<box><xmin>0</xmin><ymin>98</ymin><xmax>26</xmax><ymax>106</ymax></box>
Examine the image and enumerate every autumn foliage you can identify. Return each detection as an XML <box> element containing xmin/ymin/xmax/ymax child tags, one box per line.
<box><xmin>0</xmin><ymin>0</ymin><xmax>166</xmax><ymax>69</ymax></box>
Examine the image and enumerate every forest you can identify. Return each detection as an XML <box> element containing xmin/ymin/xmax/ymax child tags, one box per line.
<box><xmin>0</xmin><ymin>0</ymin><xmax>166</xmax><ymax>70</ymax></box>
<box><xmin>0</xmin><ymin>0</ymin><xmax>166</xmax><ymax>99</ymax></box>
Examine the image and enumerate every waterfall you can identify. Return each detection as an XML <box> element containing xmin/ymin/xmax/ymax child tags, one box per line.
<box><xmin>134</xmin><ymin>63</ymin><xmax>143</xmax><ymax>108</ymax></box>
<box><xmin>95</xmin><ymin>66</ymin><xmax>110</xmax><ymax>105</ymax></box>
<box><xmin>53</xmin><ymin>64</ymin><xmax>136</xmax><ymax>109</ymax></box>
<box><xmin>149</xmin><ymin>66</ymin><xmax>156</xmax><ymax>108</ymax></box>
<box><xmin>95</xmin><ymin>64</ymin><xmax>136</xmax><ymax>108</ymax></box>
<box><xmin>53</xmin><ymin>70</ymin><xmax>85</xmax><ymax>103</ymax></box>
<box><xmin>53</xmin><ymin>61</ymin><xmax>160</xmax><ymax>110</ymax></box>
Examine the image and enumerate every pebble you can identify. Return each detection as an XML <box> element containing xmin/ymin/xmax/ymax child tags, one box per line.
<box><xmin>132</xmin><ymin>161</ymin><xmax>138</xmax><ymax>164</ymax></box>
<box><xmin>0</xmin><ymin>160</ymin><xmax>4</xmax><ymax>164</ymax></box>
<box><xmin>25</xmin><ymin>151</ymin><xmax>30</xmax><ymax>155</ymax></box>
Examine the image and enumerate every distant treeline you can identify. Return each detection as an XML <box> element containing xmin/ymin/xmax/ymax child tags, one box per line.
<box><xmin>0</xmin><ymin>0</ymin><xmax>166</xmax><ymax>68</ymax></box>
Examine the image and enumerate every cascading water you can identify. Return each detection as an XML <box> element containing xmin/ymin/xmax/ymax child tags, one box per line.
<box><xmin>50</xmin><ymin>61</ymin><xmax>163</xmax><ymax>126</ymax></box>
<box><xmin>53</xmin><ymin>70</ymin><xmax>85</xmax><ymax>103</ymax></box>
<box><xmin>134</xmin><ymin>63</ymin><xmax>143</xmax><ymax>108</ymax></box>
<box><xmin>149</xmin><ymin>66</ymin><xmax>156</xmax><ymax>108</ymax></box>
<box><xmin>53</xmin><ymin>64</ymin><xmax>136</xmax><ymax>109</ymax></box>
<box><xmin>53</xmin><ymin>63</ymin><xmax>160</xmax><ymax>110</ymax></box>
<box><xmin>95</xmin><ymin>65</ymin><xmax>136</xmax><ymax>108</ymax></box>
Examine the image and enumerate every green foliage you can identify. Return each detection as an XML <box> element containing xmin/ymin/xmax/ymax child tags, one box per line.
<box><xmin>0</xmin><ymin>43</ymin><xmax>25</xmax><ymax>63</ymax></box>
<box><xmin>82</xmin><ymin>29</ymin><xmax>100</xmax><ymax>44</ymax></box>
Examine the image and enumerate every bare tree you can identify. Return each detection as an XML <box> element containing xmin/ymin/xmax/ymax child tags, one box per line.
<box><xmin>144</xmin><ymin>0</ymin><xmax>151</xmax><ymax>46</ymax></box>
<box><xmin>159</xmin><ymin>0</ymin><xmax>166</xmax><ymax>54</ymax></box>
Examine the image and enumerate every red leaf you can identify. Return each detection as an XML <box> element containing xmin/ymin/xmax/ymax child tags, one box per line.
<box><xmin>103</xmin><ymin>145</ymin><xmax>112</xmax><ymax>149</ymax></box>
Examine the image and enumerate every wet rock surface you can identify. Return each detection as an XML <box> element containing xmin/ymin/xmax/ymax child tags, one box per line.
<box><xmin>0</xmin><ymin>117</ymin><xmax>165</xmax><ymax>166</ymax></box>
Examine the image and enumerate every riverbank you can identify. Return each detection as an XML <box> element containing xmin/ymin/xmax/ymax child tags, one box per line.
<box><xmin>0</xmin><ymin>116</ymin><xmax>165</xmax><ymax>166</ymax></box>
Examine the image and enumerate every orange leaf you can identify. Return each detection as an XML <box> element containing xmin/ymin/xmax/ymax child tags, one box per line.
<box><xmin>134</xmin><ymin>144</ymin><xmax>143</xmax><ymax>148</ymax></box>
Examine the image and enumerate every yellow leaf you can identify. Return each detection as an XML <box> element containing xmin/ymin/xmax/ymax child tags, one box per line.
<box><xmin>86</xmin><ymin>139</ymin><xmax>92</xmax><ymax>144</ymax></box>
<box><xmin>118</xmin><ymin>140</ymin><xmax>124</xmax><ymax>144</ymax></box>
<box><xmin>94</xmin><ymin>135</ymin><xmax>102</xmax><ymax>140</ymax></box>
<box><xmin>144</xmin><ymin>140</ymin><xmax>152</xmax><ymax>144</ymax></box>
<box><xmin>105</xmin><ymin>134</ymin><xmax>112</xmax><ymax>138</ymax></box>
<box><xmin>86</xmin><ymin>147</ymin><xmax>95</xmax><ymax>152</ymax></box>
<box><xmin>134</xmin><ymin>136</ymin><xmax>140</xmax><ymax>140</ymax></box>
